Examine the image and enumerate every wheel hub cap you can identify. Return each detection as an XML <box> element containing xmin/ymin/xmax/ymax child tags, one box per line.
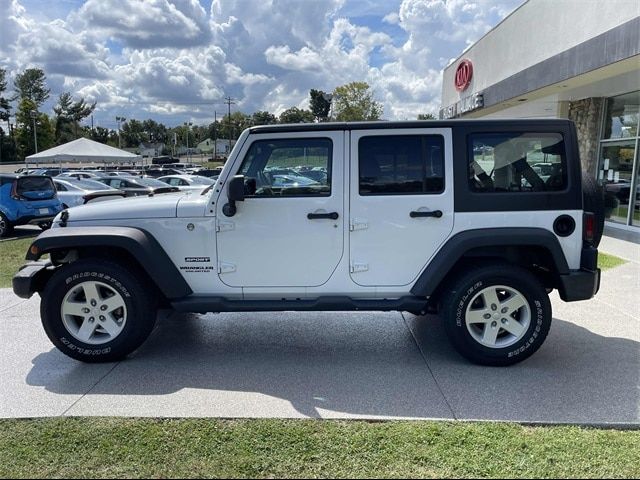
<box><xmin>61</xmin><ymin>281</ymin><xmax>127</xmax><ymax>345</ymax></box>
<box><xmin>465</xmin><ymin>285</ymin><xmax>531</xmax><ymax>349</ymax></box>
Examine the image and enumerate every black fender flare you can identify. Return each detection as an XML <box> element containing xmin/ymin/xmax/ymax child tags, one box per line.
<box><xmin>26</xmin><ymin>226</ymin><xmax>193</xmax><ymax>299</ymax></box>
<box><xmin>410</xmin><ymin>227</ymin><xmax>569</xmax><ymax>297</ymax></box>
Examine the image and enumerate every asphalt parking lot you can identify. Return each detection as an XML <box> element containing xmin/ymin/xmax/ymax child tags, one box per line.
<box><xmin>1</xmin><ymin>238</ymin><xmax>638</xmax><ymax>425</ymax></box>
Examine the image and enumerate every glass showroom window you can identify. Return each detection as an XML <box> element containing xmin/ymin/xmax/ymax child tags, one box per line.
<box><xmin>598</xmin><ymin>90</ymin><xmax>640</xmax><ymax>227</ymax></box>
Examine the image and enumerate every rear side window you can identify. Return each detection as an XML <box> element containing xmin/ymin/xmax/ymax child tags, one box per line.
<box><xmin>469</xmin><ymin>133</ymin><xmax>567</xmax><ymax>192</ymax></box>
<box><xmin>359</xmin><ymin>135</ymin><xmax>444</xmax><ymax>195</ymax></box>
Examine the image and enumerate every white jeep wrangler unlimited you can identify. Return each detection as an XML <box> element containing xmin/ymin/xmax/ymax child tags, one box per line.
<box><xmin>13</xmin><ymin>120</ymin><xmax>603</xmax><ymax>366</ymax></box>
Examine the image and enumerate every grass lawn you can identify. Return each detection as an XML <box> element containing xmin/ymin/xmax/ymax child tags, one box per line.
<box><xmin>0</xmin><ymin>418</ymin><xmax>638</xmax><ymax>479</ymax></box>
<box><xmin>598</xmin><ymin>252</ymin><xmax>627</xmax><ymax>271</ymax></box>
<box><xmin>0</xmin><ymin>237</ymin><xmax>33</xmax><ymax>288</ymax></box>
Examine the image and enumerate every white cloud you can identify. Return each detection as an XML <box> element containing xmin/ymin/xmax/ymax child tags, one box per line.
<box><xmin>1</xmin><ymin>0</ymin><xmax>522</xmax><ymax>126</ymax></box>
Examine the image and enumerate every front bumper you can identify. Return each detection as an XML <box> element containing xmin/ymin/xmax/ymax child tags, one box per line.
<box><xmin>12</xmin><ymin>261</ymin><xmax>54</xmax><ymax>299</ymax></box>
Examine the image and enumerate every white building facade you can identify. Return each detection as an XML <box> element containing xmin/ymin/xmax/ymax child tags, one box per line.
<box><xmin>440</xmin><ymin>0</ymin><xmax>640</xmax><ymax>230</ymax></box>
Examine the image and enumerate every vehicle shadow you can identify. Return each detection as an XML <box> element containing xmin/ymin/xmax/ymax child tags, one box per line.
<box><xmin>26</xmin><ymin>310</ymin><xmax>640</xmax><ymax>422</ymax></box>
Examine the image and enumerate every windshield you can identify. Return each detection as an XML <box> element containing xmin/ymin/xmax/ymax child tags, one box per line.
<box><xmin>190</xmin><ymin>176</ymin><xmax>215</xmax><ymax>185</ymax></box>
<box><xmin>137</xmin><ymin>177</ymin><xmax>170</xmax><ymax>187</ymax></box>
<box><xmin>72</xmin><ymin>179</ymin><xmax>116</xmax><ymax>190</ymax></box>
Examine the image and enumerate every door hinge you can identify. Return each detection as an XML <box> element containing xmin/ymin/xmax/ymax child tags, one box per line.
<box><xmin>349</xmin><ymin>218</ymin><xmax>369</xmax><ymax>231</ymax></box>
<box><xmin>217</xmin><ymin>262</ymin><xmax>236</xmax><ymax>274</ymax></box>
<box><xmin>350</xmin><ymin>262</ymin><xmax>369</xmax><ymax>273</ymax></box>
<box><xmin>216</xmin><ymin>220</ymin><xmax>235</xmax><ymax>232</ymax></box>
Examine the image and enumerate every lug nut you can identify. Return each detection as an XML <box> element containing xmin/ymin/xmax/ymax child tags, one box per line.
<box><xmin>100</xmin><ymin>305</ymin><xmax>107</xmax><ymax>311</ymax></box>
<box><xmin>501</xmin><ymin>318</ymin><xmax>508</xmax><ymax>324</ymax></box>
<box><xmin>91</xmin><ymin>300</ymin><xmax>97</xmax><ymax>307</ymax></box>
<box><xmin>483</xmin><ymin>313</ymin><xmax>492</xmax><ymax>319</ymax></box>
<box><xmin>99</xmin><ymin>315</ymin><xmax>105</xmax><ymax>321</ymax></box>
<box><xmin>82</xmin><ymin>307</ymin><xmax>90</xmax><ymax>314</ymax></box>
<box><xmin>89</xmin><ymin>317</ymin><xmax>95</xmax><ymax>322</ymax></box>
<box><xmin>501</xmin><ymin>307</ymin><xmax>508</xmax><ymax>313</ymax></box>
<box><xmin>491</xmin><ymin>321</ymin><xmax>497</xmax><ymax>328</ymax></box>
<box><xmin>491</xmin><ymin>304</ymin><xmax>497</xmax><ymax>311</ymax></box>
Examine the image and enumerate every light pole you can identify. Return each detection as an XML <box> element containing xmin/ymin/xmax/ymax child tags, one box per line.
<box><xmin>184</xmin><ymin>121</ymin><xmax>192</xmax><ymax>161</ymax></box>
<box><xmin>116</xmin><ymin>116</ymin><xmax>126</xmax><ymax>149</ymax></box>
<box><xmin>30</xmin><ymin>110</ymin><xmax>38</xmax><ymax>154</ymax></box>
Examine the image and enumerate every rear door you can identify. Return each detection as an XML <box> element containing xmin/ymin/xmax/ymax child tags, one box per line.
<box><xmin>349</xmin><ymin>128</ymin><xmax>454</xmax><ymax>287</ymax></box>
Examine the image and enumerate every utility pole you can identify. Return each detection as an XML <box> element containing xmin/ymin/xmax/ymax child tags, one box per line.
<box><xmin>184</xmin><ymin>121</ymin><xmax>192</xmax><ymax>162</ymax></box>
<box><xmin>213</xmin><ymin>110</ymin><xmax>217</xmax><ymax>159</ymax></box>
<box><xmin>116</xmin><ymin>116</ymin><xmax>126</xmax><ymax>149</ymax></box>
<box><xmin>225</xmin><ymin>96</ymin><xmax>235</xmax><ymax>143</ymax></box>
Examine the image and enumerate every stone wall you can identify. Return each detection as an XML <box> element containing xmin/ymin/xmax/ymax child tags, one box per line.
<box><xmin>568</xmin><ymin>97</ymin><xmax>605</xmax><ymax>175</ymax></box>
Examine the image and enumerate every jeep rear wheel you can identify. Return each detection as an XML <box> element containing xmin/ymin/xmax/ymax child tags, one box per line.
<box><xmin>441</xmin><ymin>264</ymin><xmax>552</xmax><ymax>366</ymax></box>
<box><xmin>40</xmin><ymin>259</ymin><xmax>157</xmax><ymax>363</ymax></box>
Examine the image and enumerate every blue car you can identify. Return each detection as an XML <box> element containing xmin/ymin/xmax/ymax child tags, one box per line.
<box><xmin>0</xmin><ymin>174</ymin><xmax>64</xmax><ymax>237</ymax></box>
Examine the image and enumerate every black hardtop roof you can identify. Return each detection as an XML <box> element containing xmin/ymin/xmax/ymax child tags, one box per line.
<box><xmin>249</xmin><ymin>118</ymin><xmax>574</xmax><ymax>134</ymax></box>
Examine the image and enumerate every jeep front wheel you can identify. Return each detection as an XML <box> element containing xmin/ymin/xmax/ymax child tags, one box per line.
<box><xmin>40</xmin><ymin>259</ymin><xmax>157</xmax><ymax>363</ymax></box>
<box><xmin>441</xmin><ymin>264</ymin><xmax>552</xmax><ymax>366</ymax></box>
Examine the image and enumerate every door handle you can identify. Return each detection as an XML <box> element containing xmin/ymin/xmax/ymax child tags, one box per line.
<box><xmin>410</xmin><ymin>210</ymin><xmax>443</xmax><ymax>218</ymax></box>
<box><xmin>307</xmin><ymin>212</ymin><xmax>339</xmax><ymax>220</ymax></box>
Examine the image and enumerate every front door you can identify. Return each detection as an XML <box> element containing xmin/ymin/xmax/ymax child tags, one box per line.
<box><xmin>216</xmin><ymin>132</ymin><xmax>344</xmax><ymax>288</ymax></box>
<box><xmin>349</xmin><ymin>128</ymin><xmax>455</xmax><ymax>287</ymax></box>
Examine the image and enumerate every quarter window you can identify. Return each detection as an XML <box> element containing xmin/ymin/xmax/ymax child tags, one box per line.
<box><xmin>469</xmin><ymin>133</ymin><xmax>567</xmax><ymax>192</ymax></box>
<box><xmin>238</xmin><ymin>138</ymin><xmax>332</xmax><ymax>197</ymax></box>
<box><xmin>358</xmin><ymin>135</ymin><xmax>445</xmax><ymax>195</ymax></box>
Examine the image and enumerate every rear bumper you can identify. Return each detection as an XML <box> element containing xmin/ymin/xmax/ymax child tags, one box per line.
<box><xmin>12</xmin><ymin>261</ymin><xmax>53</xmax><ymax>299</ymax></box>
<box><xmin>558</xmin><ymin>245</ymin><xmax>601</xmax><ymax>302</ymax></box>
<box><xmin>13</xmin><ymin>214</ymin><xmax>57</xmax><ymax>226</ymax></box>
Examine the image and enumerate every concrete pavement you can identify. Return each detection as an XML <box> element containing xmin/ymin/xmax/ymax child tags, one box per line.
<box><xmin>1</xmin><ymin>239</ymin><xmax>638</xmax><ymax>424</ymax></box>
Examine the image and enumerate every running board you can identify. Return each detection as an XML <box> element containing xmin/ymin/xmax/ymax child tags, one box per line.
<box><xmin>170</xmin><ymin>295</ymin><xmax>430</xmax><ymax>314</ymax></box>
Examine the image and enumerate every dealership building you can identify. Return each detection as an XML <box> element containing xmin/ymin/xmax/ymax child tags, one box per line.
<box><xmin>440</xmin><ymin>0</ymin><xmax>640</xmax><ymax>231</ymax></box>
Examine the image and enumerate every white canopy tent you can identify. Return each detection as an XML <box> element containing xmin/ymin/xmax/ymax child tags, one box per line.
<box><xmin>26</xmin><ymin>138</ymin><xmax>142</xmax><ymax>167</ymax></box>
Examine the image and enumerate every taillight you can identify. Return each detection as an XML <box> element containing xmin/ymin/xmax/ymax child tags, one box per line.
<box><xmin>584</xmin><ymin>212</ymin><xmax>595</xmax><ymax>245</ymax></box>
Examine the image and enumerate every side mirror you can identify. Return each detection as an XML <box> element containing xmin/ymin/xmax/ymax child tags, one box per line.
<box><xmin>223</xmin><ymin>175</ymin><xmax>245</xmax><ymax>217</ymax></box>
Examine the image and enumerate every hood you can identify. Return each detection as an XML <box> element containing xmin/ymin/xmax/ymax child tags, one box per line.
<box><xmin>55</xmin><ymin>192</ymin><xmax>186</xmax><ymax>223</ymax></box>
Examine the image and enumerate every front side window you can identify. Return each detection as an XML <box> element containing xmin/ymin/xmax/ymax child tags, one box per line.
<box><xmin>238</xmin><ymin>138</ymin><xmax>332</xmax><ymax>197</ymax></box>
<box><xmin>359</xmin><ymin>135</ymin><xmax>445</xmax><ymax>195</ymax></box>
<box><xmin>469</xmin><ymin>133</ymin><xmax>567</xmax><ymax>192</ymax></box>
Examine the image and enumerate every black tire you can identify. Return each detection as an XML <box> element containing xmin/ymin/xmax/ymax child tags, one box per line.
<box><xmin>441</xmin><ymin>263</ymin><xmax>552</xmax><ymax>366</ymax></box>
<box><xmin>0</xmin><ymin>212</ymin><xmax>14</xmax><ymax>238</ymax></box>
<box><xmin>40</xmin><ymin>259</ymin><xmax>157</xmax><ymax>363</ymax></box>
<box><xmin>582</xmin><ymin>172</ymin><xmax>605</xmax><ymax>247</ymax></box>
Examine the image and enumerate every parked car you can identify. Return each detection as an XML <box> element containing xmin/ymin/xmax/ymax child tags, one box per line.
<box><xmin>96</xmin><ymin>176</ymin><xmax>180</xmax><ymax>196</ymax></box>
<box><xmin>157</xmin><ymin>175</ymin><xmax>216</xmax><ymax>192</ymax></box>
<box><xmin>0</xmin><ymin>175</ymin><xmax>63</xmax><ymax>237</ymax></box>
<box><xmin>30</xmin><ymin>168</ymin><xmax>67</xmax><ymax>177</ymax></box>
<box><xmin>142</xmin><ymin>168</ymin><xmax>186</xmax><ymax>178</ymax></box>
<box><xmin>101</xmin><ymin>171</ymin><xmax>135</xmax><ymax>177</ymax></box>
<box><xmin>195</xmin><ymin>167</ymin><xmax>223</xmax><ymax>178</ymax></box>
<box><xmin>53</xmin><ymin>178</ymin><xmax>126</xmax><ymax>208</ymax></box>
<box><xmin>62</xmin><ymin>171</ymin><xmax>100</xmax><ymax>180</ymax></box>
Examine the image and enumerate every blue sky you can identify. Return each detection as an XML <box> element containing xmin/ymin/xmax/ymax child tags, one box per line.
<box><xmin>1</xmin><ymin>0</ymin><xmax>523</xmax><ymax>129</ymax></box>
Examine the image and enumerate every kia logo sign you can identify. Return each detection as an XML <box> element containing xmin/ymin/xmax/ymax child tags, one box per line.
<box><xmin>454</xmin><ymin>59</ymin><xmax>473</xmax><ymax>92</ymax></box>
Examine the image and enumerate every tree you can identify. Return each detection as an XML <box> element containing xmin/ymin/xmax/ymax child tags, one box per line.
<box><xmin>332</xmin><ymin>82</ymin><xmax>383</xmax><ymax>122</ymax></box>
<box><xmin>251</xmin><ymin>110</ymin><xmax>277</xmax><ymax>126</ymax></box>
<box><xmin>278</xmin><ymin>107</ymin><xmax>314</xmax><ymax>124</ymax></box>
<box><xmin>0</xmin><ymin>68</ymin><xmax>16</xmax><ymax>163</ymax></box>
<box><xmin>88</xmin><ymin>126</ymin><xmax>111</xmax><ymax>144</ymax></box>
<box><xmin>53</xmin><ymin>92</ymin><xmax>96</xmax><ymax>143</ymax></box>
<box><xmin>418</xmin><ymin>113</ymin><xmax>436</xmax><ymax>120</ymax></box>
<box><xmin>218</xmin><ymin>112</ymin><xmax>251</xmax><ymax>140</ymax></box>
<box><xmin>15</xmin><ymin>98</ymin><xmax>55</xmax><ymax>159</ymax></box>
<box><xmin>14</xmin><ymin>68</ymin><xmax>50</xmax><ymax>107</ymax></box>
<box><xmin>309</xmin><ymin>89</ymin><xmax>331</xmax><ymax>122</ymax></box>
